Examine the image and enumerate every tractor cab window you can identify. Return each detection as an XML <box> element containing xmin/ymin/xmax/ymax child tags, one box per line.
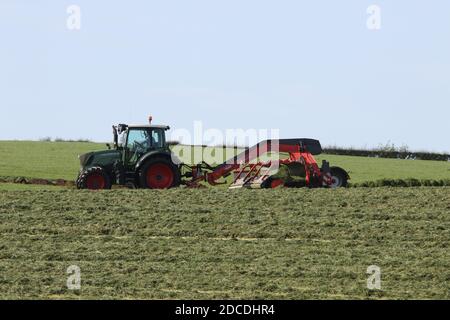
<box><xmin>127</xmin><ymin>129</ymin><xmax>151</xmax><ymax>152</ymax></box>
<box><xmin>151</xmin><ymin>129</ymin><xmax>164</xmax><ymax>148</ymax></box>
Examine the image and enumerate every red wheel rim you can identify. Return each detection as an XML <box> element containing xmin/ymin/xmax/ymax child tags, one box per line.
<box><xmin>146</xmin><ymin>163</ymin><xmax>174</xmax><ymax>189</ymax></box>
<box><xmin>86</xmin><ymin>173</ymin><xmax>106</xmax><ymax>190</ymax></box>
<box><xmin>270</xmin><ymin>179</ymin><xmax>284</xmax><ymax>188</ymax></box>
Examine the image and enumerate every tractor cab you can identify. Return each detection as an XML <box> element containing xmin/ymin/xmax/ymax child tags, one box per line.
<box><xmin>113</xmin><ymin>124</ymin><xmax>170</xmax><ymax>168</ymax></box>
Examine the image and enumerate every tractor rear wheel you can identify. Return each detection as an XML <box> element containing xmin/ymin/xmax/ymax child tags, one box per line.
<box><xmin>76</xmin><ymin>166</ymin><xmax>112</xmax><ymax>190</ymax></box>
<box><xmin>139</xmin><ymin>157</ymin><xmax>180</xmax><ymax>189</ymax></box>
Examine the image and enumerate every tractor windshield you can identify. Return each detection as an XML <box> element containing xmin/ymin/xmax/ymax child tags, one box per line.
<box><xmin>125</xmin><ymin>128</ymin><xmax>165</xmax><ymax>152</ymax></box>
<box><xmin>127</xmin><ymin>129</ymin><xmax>151</xmax><ymax>151</ymax></box>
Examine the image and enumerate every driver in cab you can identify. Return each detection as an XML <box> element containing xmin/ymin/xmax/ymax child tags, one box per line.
<box><xmin>132</xmin><ymin>131</ymin><xmax>156</xmax><ymax>153</ymax></box>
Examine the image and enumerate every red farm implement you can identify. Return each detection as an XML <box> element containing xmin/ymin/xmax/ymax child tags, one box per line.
<box><xmin>182</xmin><ymin>139</ymin><xmax>349</xmax><ymax>189</ymax></box>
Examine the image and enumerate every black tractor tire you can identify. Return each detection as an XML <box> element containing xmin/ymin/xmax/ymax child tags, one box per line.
<box><xmin>75</xmin><ymin>172</ymin><xmax>83</xmax><ymax>189</ymax></box>
<box><xmin>139</xmin><ymin>157</ymin><xmax>181</xmax><ymax>189</ymax></box>
<box><xmin>76</xmin><ymin>166</ymin><xmax>112</xmax><ymax>190</ymax></box>
<box><xmin>329</xmin><ymin>167</ymin><xmax>349</xmax><ymax>188</ymax></box>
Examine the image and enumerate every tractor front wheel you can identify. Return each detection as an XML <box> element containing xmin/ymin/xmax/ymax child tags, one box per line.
<box><xmin>139</xmin><ymin>157</ymin><xmax>180</xmax><ymax>189</ymax></box>
<box><xmin>76</xmin><ymin>166</ymin><xmax>112</xmax><ymax>190</ymax></box>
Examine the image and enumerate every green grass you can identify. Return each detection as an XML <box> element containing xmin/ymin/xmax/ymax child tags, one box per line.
<box><xmin>315</xmin><ymin>154</ymin><xmax>450</xmax><ymax>183</ymax></box>
<box><xmin>0</xmin><ymin>141</ymin><xmax>449</xmax><ymax>184</ymax></box>
<box><xmin>0</xmin><ymin>141</ymin><xmax>105</xmax><ymax>180</ymax></box>
<box><xmin>0</xmin><ymin>188</ymin><xmax>448</xmax><ymax>299</ymax></box>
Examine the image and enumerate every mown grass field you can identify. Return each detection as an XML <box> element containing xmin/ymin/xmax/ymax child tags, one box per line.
<box><xmin>1</xmin><ymin>141</ymin><xmax>450</xmax><ymax>184</ymax></box>
<box><xmin>0</xmin><ymin>188</ymin><xmax>449</xmax><ymax>299</ymax></box>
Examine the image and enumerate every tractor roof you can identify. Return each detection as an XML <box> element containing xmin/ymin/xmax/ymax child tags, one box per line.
<box><xmin>127</xmin><ymin>124</ymin><xmax>170</xmax><ymax>130</ymax></box>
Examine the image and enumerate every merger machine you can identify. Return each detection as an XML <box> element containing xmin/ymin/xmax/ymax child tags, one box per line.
<box><xmin>76</xmin><ymin>118</ymin><xmax>349</xmax><ymax>190</ymax></box>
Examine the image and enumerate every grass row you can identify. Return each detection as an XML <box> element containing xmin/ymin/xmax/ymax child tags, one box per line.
<box><xmin>351</xmin><ymin>179</ymin><xmax>450</xmax><ymax>188</ymax></box>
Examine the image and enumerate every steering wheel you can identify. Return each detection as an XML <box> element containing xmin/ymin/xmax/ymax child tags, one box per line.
<box><xmin>133</xmin><ymin>141</ymin><xmax>145</xmax><ymax>151</ymax></box>
<box><xmin>130</xmin><ymin>141</ymin><xmax>147</xmax><ymax>160</ymax></box>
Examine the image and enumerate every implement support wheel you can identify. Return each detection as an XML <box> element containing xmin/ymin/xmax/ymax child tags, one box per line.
<box><xmin>329</xmin><ymin>167</ymin><xmax>349</xmax><ymax>188</ymax></box>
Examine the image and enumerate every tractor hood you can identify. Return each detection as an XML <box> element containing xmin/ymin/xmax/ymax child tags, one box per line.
<box><xmin>78</xmin><ymin>149</ymin><xmax>121</xmax><ymax>168</ymax></box>
<box><xmin>78</xmin><ymin>152</ymin><xmax>93</xmax><ymax>167</ymax></box>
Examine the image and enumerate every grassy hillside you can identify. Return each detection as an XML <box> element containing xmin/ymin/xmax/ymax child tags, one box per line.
<box><xmin>0</xmin><ymin>141</ymin><xmax>449</xmax><ymax>184</ymax></box>
<box><xmin>0</xmin><ymin>187</ymin><xmax>448</xmax><ymax>299</ymax></box>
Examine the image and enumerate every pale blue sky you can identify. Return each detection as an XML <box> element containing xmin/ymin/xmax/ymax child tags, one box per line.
<box><xmin>1</xmin><ymin>1</ymin><xmax>449</xmax><ymax>152</ymax></box>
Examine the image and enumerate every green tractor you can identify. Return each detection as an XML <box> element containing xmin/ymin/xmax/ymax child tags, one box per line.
<box><xmin>76</xmin><ymin>121</ymin><xmax>181</xmax><ymax>190</ymax></box>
